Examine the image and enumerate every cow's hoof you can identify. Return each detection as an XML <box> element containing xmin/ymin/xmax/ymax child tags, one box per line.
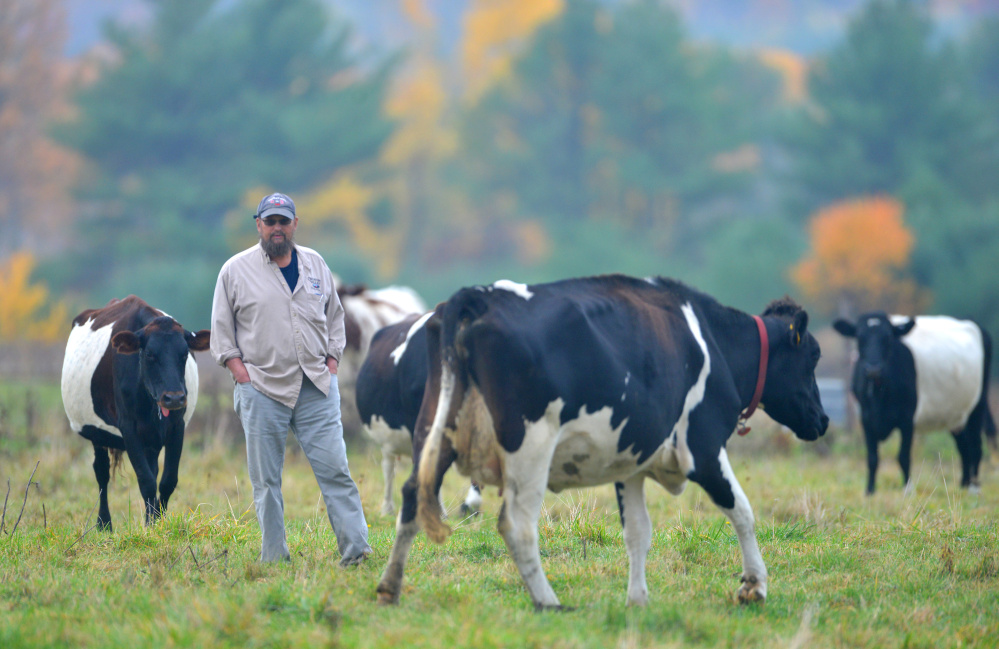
<box><xmin>736</xmin><ymin>575</ymin><xmax>766</xmax><ymax>604</ymax></box>
<box><xmin>459</xmin><ymin>504</ymin><xmax>480</xmax><ymax>518</ymax></box>
<box><xmin>534</xmin><ymin>603</ymin><xmax>573</xmax><ymax>612</ymax></box>
<box><xmin>380</xmin><ymin>505</ymin><xmax>395</xmax><ymax>517</ymax></box>
<box><xmin>376</xmin><ymin>584</ymin><xmax>400</xmax><ymax>606</ymax></box>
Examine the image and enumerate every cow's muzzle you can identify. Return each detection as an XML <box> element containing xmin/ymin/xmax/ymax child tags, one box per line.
<box><xmin>159</xmin><ymin>391</ymin><xmax>187</xmax><ymax>411</ymax></box>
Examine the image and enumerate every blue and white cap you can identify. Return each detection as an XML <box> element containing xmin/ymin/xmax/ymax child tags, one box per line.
<box><xmin>255</xmin><ymin>192</ymin><xmax>296</xmax><ymax>220</ymax></box>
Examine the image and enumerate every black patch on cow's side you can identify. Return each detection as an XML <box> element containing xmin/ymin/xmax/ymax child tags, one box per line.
<box><xmin>356</xmin><ymin>314</ymin><xmax>427</xmax><ymax>432</ymax></box>
<box><xmin>80</xmin><ymin>424</ymin><xmax>126</xmax><ymax>450</ymax></box>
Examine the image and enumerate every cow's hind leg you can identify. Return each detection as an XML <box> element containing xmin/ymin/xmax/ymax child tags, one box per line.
<box><xmin>953</xmin><ymin>424</ymin><xmax>983</xmax><ymax>493</ymax></box>
<box><xmin>459</xmin><ymin>482</ymin><xmax>483</xmax><ymax>517</ymax></box>
<box><xmin>694</xmin><ymin>448</ymin><xmax>767</xmax><ymax>604</ymax></box>
<box><xmin>616</xmin><ymin>477</ymin><xmax>651</xmax><ymax>606</ymax></box>
<box><xmin>497</xmin><ymin>427</ymin><xmax>561</xmax><ymax>610</ymax></box>
<box><xmin>898</xmin><ymin>424</ymin><xmax>914</xmax><ymax>493</ymax></box>
<box><xmin>93</xmin><ymin>443</ymin><xmax>112</xmax><ymax>531</ymax></box>
<box><xmin>380</xmin><ymin>447</ymin><xmax>397</xmax><ymax>516</ymax></box>
<box><xmin>378</xmin><ymin>443</ymin><xmax>456</xmax><ymax>604</ymax></box>
<box><xmin>377</xmin><ymin>474</ymin><xmax>419</xmax><ymax>605</ymax></box>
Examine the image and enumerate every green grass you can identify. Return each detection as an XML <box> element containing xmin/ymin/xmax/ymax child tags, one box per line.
<box><xmin>2</xmin><ymin>400</ymin><xmax>998</xmax><ymax>648</ymax></box>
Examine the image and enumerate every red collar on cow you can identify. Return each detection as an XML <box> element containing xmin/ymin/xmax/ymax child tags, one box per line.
<box><xmin>737</xmin><ymin>315</ymin><xmax>768</xmax><ymax>436</ymax></box>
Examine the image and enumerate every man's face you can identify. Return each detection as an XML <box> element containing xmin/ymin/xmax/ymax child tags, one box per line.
<box><xmin>257</xmin><ymin>214</ymin><xmax>297</xmax><ymax>258</ymax></box>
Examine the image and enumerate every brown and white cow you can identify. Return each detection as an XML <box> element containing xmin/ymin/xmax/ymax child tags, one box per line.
<box><xmin>61</xmin><ymin>295</ymin><xmax>210</xmax><ymax>530</ymax></box>
<box><xmin>337</xmin><ymin>284</ymin><xmax>427</xmax><ymax>382</ymax></box>
<box><xmin>377</xmin><ymin>275</ymin><xmax>828</xmax><ymax>609</ymax></box>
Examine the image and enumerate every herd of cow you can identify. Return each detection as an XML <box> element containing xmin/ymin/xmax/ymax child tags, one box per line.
<box><xmin>59</xmin><ymin>274</ymin><xmax>996</xmax><ymax>608</ymax></box>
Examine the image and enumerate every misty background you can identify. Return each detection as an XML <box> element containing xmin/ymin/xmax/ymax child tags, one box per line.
<box><xmin>2</xmin><ymin>0</ymin><xmax>998</xmax><ymax>349</ymax></box>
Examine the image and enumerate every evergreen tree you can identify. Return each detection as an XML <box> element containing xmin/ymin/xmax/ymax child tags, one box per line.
<box><xmin>53</xmin><ymin>0</ymin><xmax>395</xmax><ymax>324</ymax></box>
<box><xmin>779</xmin><ymin>0</ymin><xmax>996</xmax><ymax>214</ymax></box>
<box><xmin>451</xmin><ymin>0</ymin><xmax>778</xmax><ymax>271</ymax></box>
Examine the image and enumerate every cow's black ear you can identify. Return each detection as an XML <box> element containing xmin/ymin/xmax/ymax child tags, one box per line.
<box><xmin>187</xmin><ymin>329</ymin><xmax>211</xmax><ymax>352</ymax></box>
<box><xmin>833</xmin><ymin>319</ymin><xmax>856</xmax><ymax>338</ymax></box>
<box><xmin>789</xmin><ymin>310</ymin><xmax>809</xmax><ymax>346</ymax></box>
<box><xmin>112</xmin><ymin>331</ymin><xmax>141</xmax><ymax>355</ymax></box>
<box><xmin>893</xmin><ymin>319</ymin><xmax>916</xmax><ymax>337</ymax></box>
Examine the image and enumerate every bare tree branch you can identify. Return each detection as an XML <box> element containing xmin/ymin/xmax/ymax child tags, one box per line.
<box><xmin>10</xmin><ymin>460</ymin><xmax>39</xmax><ymax>536</ymax></box>
<box><xmin>65</xmin><ymin>494</ymin><xmax>102</xmax><ymax>553</ymax></box>
<box><xmin>1</xmin><ymin>479</ymin><xmax>10</xmax><ymax>533</ymax></box>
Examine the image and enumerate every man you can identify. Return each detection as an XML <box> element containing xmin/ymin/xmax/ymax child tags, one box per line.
<box><xmin>211</xmin><ymin>192</ymin><xmax>371</xmax><ymax>565</ymax></box>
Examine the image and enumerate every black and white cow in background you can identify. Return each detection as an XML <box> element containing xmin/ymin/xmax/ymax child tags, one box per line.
<box><xmin>61</xmin><ymin>295</ymin><xmax>211</xmax><ymax>530</ymax></box>
<box><xmin>834</xmin><ymin>312</ymin><xmax>996</xmax><ymax>494</ymax></box>
<box><xmin>355</xmin><ymin>312</ymin><xmax>482</xmax><ymax>516</ymax></box>
<box><xmin>377</xmin><ymin>275</ymin><xmax>828</xmax><ymax>609</ymax></box>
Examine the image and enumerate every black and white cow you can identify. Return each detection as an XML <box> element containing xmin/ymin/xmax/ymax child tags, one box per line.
<box><xmin>356</xmin><ymin>312</ymin><xmax>482</xmax><ymax>516</ymax></box>
<box><xmin>834</xmin><ymin>312</ymin><xmax>996</xmax><ymax>494</ymax></box>
<box><xmin>61</xmin><ymin>296</ymin><xmax>211</xmax><ymax>530</ymax></box>
<box><xmin>377</xmin><ymin>275</ymin><xmax>828</xmax><ymax>608</ymax></box>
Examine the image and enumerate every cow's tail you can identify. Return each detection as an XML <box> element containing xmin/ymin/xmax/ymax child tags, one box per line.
<box><xmin>979</xmin><ymin>326</ymin><xmax>997</xmax><ymax>450</ymax></box>
<box><xmin>416</xmin><ymin>290</ymin><xmax>488</xmax><ymax>544</ymax></box>
<box><xmin>111</xmin><ymin>449</ymin><xmax>125</xmax><ymax>477</ymax></box>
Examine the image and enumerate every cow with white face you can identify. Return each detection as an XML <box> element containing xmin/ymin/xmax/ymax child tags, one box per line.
<box><xmin>834</xmin><ymin>312</ymin><xmax>996</xmax><ymax>494</ymax></box>
<box><xmin>355</xmin><ymin>312</ymin><xmax>482</xmax><ymax>516</ymax></box>
<box><xmin>61</xmin><ymin>296</ymin><xmax>210</xmax><ymax>530</ymax></box>
<box><xmin>377</xmin><ymin>275</ymin><xmax>828</xmax><ymax>609</ymax></box>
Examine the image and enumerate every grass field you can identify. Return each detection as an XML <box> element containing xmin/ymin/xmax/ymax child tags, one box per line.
<box><xmin>1</xmin><ymin>380</ymin><xmax>997</xmax><ymax>648</ymax></box>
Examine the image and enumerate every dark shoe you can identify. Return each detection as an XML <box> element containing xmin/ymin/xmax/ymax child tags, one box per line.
<box><xmin>339</xmin><ymin>551</ymin><xmax>370</xmax><ymax>568</ymax></box>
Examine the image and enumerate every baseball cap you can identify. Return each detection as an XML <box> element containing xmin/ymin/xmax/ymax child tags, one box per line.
<box><xmin>255</xmin><ymin>192</ymin><xmax>296</xmax><ymax>220</ymax></box>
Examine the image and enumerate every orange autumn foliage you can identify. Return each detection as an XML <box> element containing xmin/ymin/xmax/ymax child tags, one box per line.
<box><xmin>792</xmin><ymin>196</ymin><xmax>929</xmax><ymax>316</ymax></box>
<box><xmin>0</xmin><ymin>251</ymin><xmax>70</xmax><ymax>342</ymax></box>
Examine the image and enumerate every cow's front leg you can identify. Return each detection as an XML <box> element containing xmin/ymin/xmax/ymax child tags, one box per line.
<box><xmin>497</xmin><ymin>431</ymin><xmax>561</xmax><ymax>610</ymax></box>
<box><xmin>616</xmin><ymin>477</ymin><xmax>651</xmax><ymax>606</ymax></box>
<box><xmin>123</xmin><ymin>432</ymin><xmax>160</xmax><ymax>525</ymax></box>
<box><xmin>377</xmin><ymin>475</ymin><xmax>419</xmax><ymax>605</ymax></box>
<box><xmin>696</xmin><ymin>448</ymin><xmax>767</xmax><ymax>604</ymax></box>
<box><xmin>865</xmin><ymin>430</ymin><xmax>881</xmax><ymax>495</ymax></box>
<box><xmin>159</xmin><ymin>420</ymin><xmax>185</xmax><ymax>514</ymax></box>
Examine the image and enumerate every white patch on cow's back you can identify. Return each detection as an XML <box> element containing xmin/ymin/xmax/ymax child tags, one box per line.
<box><xmin>892</xmin><ymin>315</ymin><xmax>984</xmax><ymax>432</ymax></box>
<box><xmin>61</xmin><ymin>319</ymin><xmax>122</xmax><ymax>437</ymax></box>
<box><xmin>364</xmin><ymin>415</ymin><xmax>413</xmax><ymax>457</ymax></box>
<box><xmin>370</xmin><ymin>286</ymin><xmax>427</xmax><ymax>315</ymax></box>
<box><xmin>390</xmin><ymin>311</ymin><xmax>434</xmax><ymax>365</ymax></box>
<box><xmin>492</xmin><ymin>279</ymin><xmax>534</xmax><ymax>300</ymax></box>
<box><xmin>670</xmin><ymin>303</ymin><xmax>711</xmax><ymax>476</ymax></box>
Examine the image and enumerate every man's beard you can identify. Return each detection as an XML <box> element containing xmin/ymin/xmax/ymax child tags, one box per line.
<box><xmin>261</xmin><ymin>232</ymin><xmax>293</xmax><ymax>259</ymax></box>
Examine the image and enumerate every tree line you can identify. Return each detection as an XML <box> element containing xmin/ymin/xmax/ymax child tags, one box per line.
<box><xmin>2</xmin><ymin>0</ymin><xmax>998</xmax><ymax>340</ymax></box>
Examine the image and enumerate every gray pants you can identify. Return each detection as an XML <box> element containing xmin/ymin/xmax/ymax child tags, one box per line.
<box><xmin>234</xmin><ymin>375</ymin><xmax>371</xmax><ymax>563</ymax></box>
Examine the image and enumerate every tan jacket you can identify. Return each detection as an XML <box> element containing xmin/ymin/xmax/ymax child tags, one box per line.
<box><xmin>210</xmin><ymin>243</ymin><xmax>346</xmax><ymax>408</ymax></box>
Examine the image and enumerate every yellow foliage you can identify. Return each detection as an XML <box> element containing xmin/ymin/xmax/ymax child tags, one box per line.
<box><xmin>0</xmin><ymin>251</ymin><xmax>71</xmax><ymax>342</ymax></box>
<box><xmin>461</xmin><ymin>0</ymin><xmax>564</xmax><ymax>102</ymax></box>
<box><xmin>401</xmin><ymin>0</ymin><xmax>435</xmax><ymax>30</ymax></box>
<box><xmin>758</xmin><ymin>48</ymin><xmax>808</xmax><ymax>104</ymax></box>
<box><xmin>792</xmin><ymin>196</ymin><xmax>929</xmax><ymax>316</ymax></box>
<box><xmin>382</xmin><ymin>61</ymin><xmax>457</xmax><ymax>165</ymax></box>
<box><xmin>298</xmin><ymin>173</ymin><xmax>407</xmax><ymax>278</ymax></box>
